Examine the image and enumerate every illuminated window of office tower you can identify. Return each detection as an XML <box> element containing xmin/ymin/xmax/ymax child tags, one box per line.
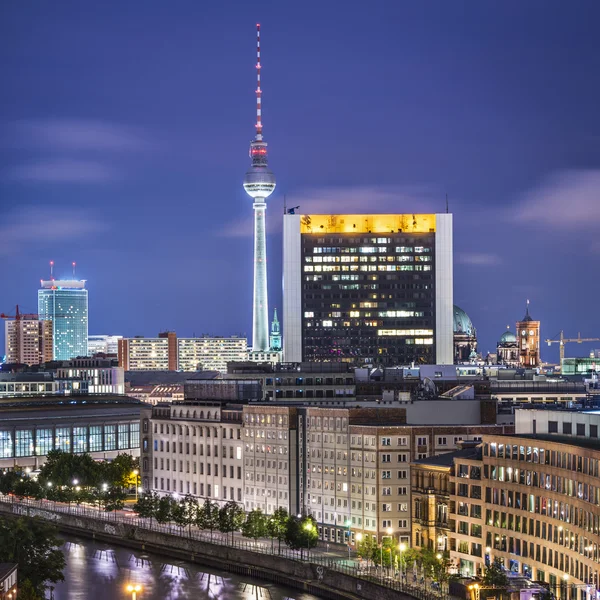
<box><xmin>38</xmin><ymin>279</ymin><xmax>88</xmax><ymax>360</ymax></box>
<box><xmin>283</xmin><ymin>213</ymin><xmax>453</xmax><ymax>366</ymax></box>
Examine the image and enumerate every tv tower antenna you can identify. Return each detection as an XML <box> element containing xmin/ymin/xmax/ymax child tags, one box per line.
<box><xmin>243</xmin><ymin>23</ymin><xmax>276</xmax><ymax>353</ymax></box>
<box><xmin>72</xmin><ymin>262</ymin><xmax>76</xmax><ymax>278</ymax></box>
<box><xmin>50</xmin><ymin>260</ymin><xmax>54</xmax><ymax>280</ymax></box>
<box><xmin>255</xmin><ymin>23</ymin><xmax>262</xmax><ymax>141</ymax></box>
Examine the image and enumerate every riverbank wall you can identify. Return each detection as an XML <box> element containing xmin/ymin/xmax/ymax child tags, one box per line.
<box><xmin>0</xmin><ymin>501</ymin><xmax>421</xmax><ymax>600</ymax></box>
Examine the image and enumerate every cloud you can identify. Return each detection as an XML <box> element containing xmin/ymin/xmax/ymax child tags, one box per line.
<box><xmin>5</xmin><ymin>159</ymin><xmax>118</xmax><ymax>183</ymax></box>
<box><xmin>219</xmin><ymin>184</ymin><xmax>445</xmax><ymax>237</ymax></box>
<box><xmin>5</xmin><ymin>118</ymin><xmax>149</xmax><ymax>152</ymax></box>
<box><xmin>0</xmin><ymin>207</ymin><xmax>108</xmax><ymax>257</ymax></box>
<box><xmin>516</xmin><ymin>169</ymin><xmax>600</xmax><ymax>228</ymax></box>
<box><xmin>457</xmin><ymin>252</ymin><xmax>502</xmax><ymax>266</ymax></box>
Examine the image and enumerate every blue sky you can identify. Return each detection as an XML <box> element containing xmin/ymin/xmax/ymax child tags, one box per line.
<box><xmin>1</xmin><ymin>1</ymin><xmax>600</xmax><ymax>360</ymax></box>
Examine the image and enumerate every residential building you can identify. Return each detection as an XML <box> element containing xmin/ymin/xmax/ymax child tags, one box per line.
<box><xmin>4</xmin><ymin>316</ymin><xmax>52</xmax><ymax>365</ymax></box>
<box><xmin>56</xmin><ymin>357</ymin><xmax>124</xmax><ymax>395</ymax></box>
<box><xmin>38</xmin><ymin>279</ymin><xmax>88</xmax><ymax>360</ymax></box>
<box><xmin>282</xmin><ymin>212</ymin><xmax>453</xmax><ymax>366</ymax></box>
<box><xmin>242</xmin><ymin>405</ymin><xmax>298</xmax><ymax>515</ymax></box>
<box><xmin>87</xmin><ymin>334</ymin><xmax>122</xmax><ymax>356</ymax></box>
<box><xmin>126</xmin><ymin>384</ymin><xmax>184</xmax><ymax>405</ymax></box>
<box><xmin>119</xmin><ymin>333</ymin><xmax>248</xmax><ymax>372</ymax></box>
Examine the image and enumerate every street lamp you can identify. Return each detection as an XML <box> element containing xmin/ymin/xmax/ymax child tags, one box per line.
<box><xmin>133</xmin><ymin>470</ymin><xmax>139</xmax><ymax>501</ymax></box>
<box><xmin>72</xmin><ymin>479</ymin><xmax>79</xmax><ymax>486</ymax></box>
<box><xmin>126</xmin><ymin>583</ymin><xmax>142</xmax><ymax>600</ymax></box>
<box><xmin>469</xmin><ymin>583</ymin><xmax>480</xmax><ymax>600</ymax></box>
<box><xmin>304</xmin><ymin>522</ymin><xmax>313</xmax><ymax>557</ymax></box>
<box><xmin>399</xmin><ymin>542</ymin><xmax>406</xmax><ymax>580</ymax></box>
<box><xmin>345</xmin><ymin>519</ymin><xmax>352</xmax><ymax>560</ymax></box>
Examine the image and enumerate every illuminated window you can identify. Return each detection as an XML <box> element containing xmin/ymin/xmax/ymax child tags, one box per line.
<box><xmin>16</xmin><ymin>430</ymin><xmax>34</xmax><ymax>457</ymax></box>
<box><xmin>36</xmin><ymin>428</ymin><xmax>53</xmax><ymax>456</ymax></box>
<box><xmin>105</xmin><ymin>425</ymin><xmax>116</xmax><ymax>450</ymax></box>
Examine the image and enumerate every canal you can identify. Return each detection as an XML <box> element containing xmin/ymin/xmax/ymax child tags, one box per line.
<box><xmin>51</xmin><ymin>534</ymin><xmax>323</xmax><ymax>600</ymax></box>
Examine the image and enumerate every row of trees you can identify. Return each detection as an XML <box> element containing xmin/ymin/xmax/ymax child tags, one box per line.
<box><xmin>356</xmin><ymin>538</ymin><xmax>451</xmax><ymax>582</ymax></box>
<box><xmin>134</xmin><ymin>492</ymin><xmax>319</xmax><ymax>558</ymax></box>
<box><xmin>0</xmin><ymin>450</ymin><xmax>139</xmax><ymax>512</ymax></box>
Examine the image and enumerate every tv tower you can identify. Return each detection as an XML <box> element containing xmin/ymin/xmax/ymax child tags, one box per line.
<box><xmin>243</xmin><ymin>23</ymin><xmax>276</xmax><ymax>352</ymax></box>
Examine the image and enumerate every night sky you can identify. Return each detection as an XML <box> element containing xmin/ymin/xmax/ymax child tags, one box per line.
<box><xmin>1</xmin><ymin>1</ymin><xmax>599</xmax><ymax>361</ymax></box>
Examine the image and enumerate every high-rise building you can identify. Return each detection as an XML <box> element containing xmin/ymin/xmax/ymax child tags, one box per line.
<box><xmin>243</xmin><ymin>24</ymin><xmax>276</xmax><ymax>353</ymax></box>
<box><xmin>517</xmin><ymin>301</ymin><xmax>541</xmax><ymax>367</ymax></box>
<box><xmin>283</xmin><ymin>213</ymin><xmax>453</xmax><ymax>366</ymax></box>
<box><xmin>4</xmin><ymin>316</ymin><xmax>53</xmax><ymax>365</ymax></box>
<box><xmin>38</xmin><ymin>279</ymin><xmax>88</xmax><ymax>360</ymax></box>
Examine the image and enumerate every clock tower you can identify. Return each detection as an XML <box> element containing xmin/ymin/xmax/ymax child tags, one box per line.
<box><xmin>517</xmin><ymin>301</ymin><xmax>540</xmax><ymax>367</ymax></box>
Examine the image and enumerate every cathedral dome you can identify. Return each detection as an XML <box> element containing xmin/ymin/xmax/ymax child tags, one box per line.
<box><xmin>499</xmin><ymin>329</ymin><xmax>517</xmax><ymax>344</ymax></box>
<box><xmin>453</xmin><ymin>305</ymin><xmax>476</xmax><ymax>337</ymax></box>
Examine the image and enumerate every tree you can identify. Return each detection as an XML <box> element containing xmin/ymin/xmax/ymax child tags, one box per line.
<box><xmin>266</xmin><ymin>507</ymin><xmax>289</xmax><ymax>554</ymax></box>
<box><xmin>101</xmin><ymin>454</ymin><xmax>139</xmax><ymax>489</ymax></box>
<box><xmin>284</xmin><ymin>515</ymin><xmax>318</xmax><ymax>559</ymax></box>
<box><xmin>38</xmin><ymin>450</ymin><xmax>101</xmax><ymax>488</ymax></box>
<box><xmin>172</xmin><ymin>496</ymin><xmax>196</xmax><ymax>536</ymax></box>
<box><xmin>482</xmin><ymin>559</ymin><xmax>509</xmax><ymax>589</ymax></box>
<box><xmin>0</xmin><ymin>516</ymin><xmax>65</xmax><ymax>597</ymax></box>
<box><xmin>241</xmin><ymin>508</ymin><xmax>267</xmax><ymax>545</ymax></box>
<box><xmin>155</xmin><ymin>496</ymin><xmax>173</xmax><ymax>524</ymax></box>
<box><xmin>0</xmin><ymin>470</ymin><xmax>22</xmax><ymax>495</ymax></box>
<box><xmin>101</xmin><ymin>486</ymin><xmax>127</xmax><ymax>512</ymax></box>
<box><xmin>16</xmin><ymin>579</ymin><xmax>42</xmax><ymax>600</ymax></box>
<box><xmin>356</xmin><ymin>535</ymin><xmax>378</xmax><ymax>566</ymax></box>
<box><xmin>134</xmin><ymin>491</ymin><xmax>159</xmax><ymax>519</ymax></box>
<box><xmin>196</xmin><ymin>499</ymin><xmax>220</xmax><ymax>540</ymax></box>
<box><xmin>218</xmin><ymin>501</ymin><xmax>245</xmax><ymax>545</ymax></box>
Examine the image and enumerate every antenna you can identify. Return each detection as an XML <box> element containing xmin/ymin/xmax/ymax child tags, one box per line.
<box><xmin>50</xmin><ymin>260</ymin><xmax>54</xmax><ymax>280</ymax></box>
<box><xmin>255</xmin><ymin>23</ymin><xmax>262</xmax><ymax>140</ymax></box>
<box><xmin>284</xmin><ymin>194</ymin><xmax>287</xmax><ymax>215</ymax></box>
<box><xmin>72</xmin><ymin>262</ymin><xmax>76</xmax><ymax>278</ymax></box>
<box><xmin>445</xmin><ymin>193</ymin><xmax>449</xmax><ymax>214</ymax></box>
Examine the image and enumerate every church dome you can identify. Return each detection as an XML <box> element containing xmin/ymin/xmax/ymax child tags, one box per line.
<box><xmin>499</xmin><ymin>329</ymin><xmax>517</xmax><ymax>344</ymax></box>
<box><xmin>453</xmin><ymin>305</ymin><xmax>476</xmax><ymax>337</ymax></box>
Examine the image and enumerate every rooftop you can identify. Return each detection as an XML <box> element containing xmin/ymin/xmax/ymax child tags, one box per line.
<box><xmin>413</xmin><ymin>446</ymin><xmax>481</xmax><ymax>467</ymax></box>
<box><xmin>0</xmin><ymin>563</ymin><xmax>17</xmax><ymax>580</ymax></box>
<box><xmin>493</xmin><ymin>432</ymin><xmax>600</xmax><ymax>452</ymax></box>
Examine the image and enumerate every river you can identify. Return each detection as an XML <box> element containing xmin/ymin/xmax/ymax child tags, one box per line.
<box><xmin>51</xmin><ymin>534</ymin><xmax>323</xmax><ymax>600</ymax></box>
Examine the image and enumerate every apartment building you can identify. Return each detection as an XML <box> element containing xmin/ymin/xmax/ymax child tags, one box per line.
<box><xmin>141</xmin><ymin>401</ymin><xmax>244</xmax><ymax>502</ymax></box>
<box><xmin>242</xmin><ymin>405</ymin><xmax>298</xmax><ymax>515</ymax></box>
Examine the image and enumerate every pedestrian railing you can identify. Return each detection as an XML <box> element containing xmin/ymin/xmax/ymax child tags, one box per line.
<box><xmin>0</xmin><ymin>494</ymin><xmax>451</xmax><ymax>600</ymax></box>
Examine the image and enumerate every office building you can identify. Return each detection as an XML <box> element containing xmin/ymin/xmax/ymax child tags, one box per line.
<box><xmin>38</xmin><ymin>279</ymin><xmax>88</xmax><ymax>360</ymax></box>
<box><xmin>446</xmin><ymin>407</ymin><xmax>600</xmax><ymax>597</ymax></box>
<box><xmin>88</xmin><ymin>334</ymin><xmax>122</xmax><ymax>356</ymax></box>
<box><xmin>118</xmin><ymin>333</ymin><xmax>248</xmax><ymax>373</ymax></box>
<box><xmin>4</xmin><ymin>316</ymin><xmax>52</xmax><ymax>365</ymax></box>
<box><xmin>283</xmin><ymin>212</ymin><xmax>453</xmax><ymax>366</ymax></box>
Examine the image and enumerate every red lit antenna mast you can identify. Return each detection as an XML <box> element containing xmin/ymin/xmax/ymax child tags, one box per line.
<box><xmin>50</xmin><ymin>260</ymin><xmax>54</xmax><ymax>280</ymax></box>
<box><xmin>255</xmin><ymin>23</ymin><xmax>262</xmax><ymax>140</ymax></box>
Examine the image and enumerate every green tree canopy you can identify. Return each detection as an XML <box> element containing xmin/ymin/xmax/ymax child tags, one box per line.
<box><xmin>266</xmin><ymin>507</ymin><xmax>289</xmax><ymax>554</ymax></box>
<box><xmin>241</xmin><ymin>508</ymin><xmax>267</xmax><ymax>543</ymax></box>
<box><xmin>482</xmin><ymin>560</ymin><xmax>509</xmax><ymax>589</ymax></box>
<box><xmin>0</xmin><ymin>516</ymin><xmax>65</xmax><ymax>597</ymax></box>
<box><xmin>218</xmin><ymin>501</ymin><xmax>245</xmax><ymax>543</ymax></box>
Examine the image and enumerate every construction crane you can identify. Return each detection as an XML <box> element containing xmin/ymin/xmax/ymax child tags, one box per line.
<box><xmin>0</xmin><ymin>305</ymin><xmax>39</xmax><ymax>321</ymax></box>
<box><xmin>545</xmin><ymin>330</ymin><xmax>600</xmax><ymax>364</ymax></box>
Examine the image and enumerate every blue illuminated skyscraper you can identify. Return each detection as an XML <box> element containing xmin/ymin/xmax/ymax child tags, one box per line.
<box><xmin>38</xmin><ymin>278</ymin><xmax>88</xmax><ymax>360</ymax></box>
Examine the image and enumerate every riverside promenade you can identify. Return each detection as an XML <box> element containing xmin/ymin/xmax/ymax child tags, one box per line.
<box><xmin>0</xmin><ymin>494</ymin><xmax>452</xmax><ymax>600</ymax></box>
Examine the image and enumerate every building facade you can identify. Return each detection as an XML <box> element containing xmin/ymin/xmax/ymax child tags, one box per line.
<box><xmin>0</xmin><ymin>395</ymin><xmax>142</xmax><ymax>471</ymax></box>
<box><xmin>4</xmin><ymin>317</ymin><xmax>53</xmax><ymax>365</ymax></box>
<box><xmin>282</xmin><ymin>212</ymin><xmax>453</xmax><ymax>366</ymax></box>
<box><xmin>38</xmin><ymin>279</ymin><xmax>88</xmax><ymax>360</ymax></box>
<box><xmin>88</xmin><ymin>334</ymin><xmax>123</xmax><ymax>356</ymax></box>
<box><xmin>497</xmin><ymin>327</ymin><xmax>519</xmax><ymax>366</ymax></box>
<box><xmin>119</xmin><ymin>333</ymin><xmax>248</xmax><ymax>373</ymax></box>
<box><xmin>453</xmin><ymin>305</ymin><xmax>478</xmax><ymax>363</ymax></box>
<box><xmin>447</xmin><ymin>410</ymin><xmax>600</xmax><ymax>600</ymax></box>
<box><xmin>517</xmin><ymin>305</ymin><xmax>541</xmax><ymax>368</ymax></box>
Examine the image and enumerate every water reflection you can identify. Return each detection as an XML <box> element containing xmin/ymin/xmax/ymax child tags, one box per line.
<box><xmin>53</xmin><ymin>534</ymin><xmax>322</xmax><ymax>600</ymax></box>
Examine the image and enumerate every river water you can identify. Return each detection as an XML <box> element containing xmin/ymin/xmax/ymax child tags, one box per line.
<box><xmin>51</xmin><ymin>534</ymin><xmax>322</xmax><ymax>600</ymax></box>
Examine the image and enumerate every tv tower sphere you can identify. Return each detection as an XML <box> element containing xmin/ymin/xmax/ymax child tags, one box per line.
<box><xmin>244</xmin><ymin>24</ymin><xmax>275</xmax><ymax>353</ymax></box>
